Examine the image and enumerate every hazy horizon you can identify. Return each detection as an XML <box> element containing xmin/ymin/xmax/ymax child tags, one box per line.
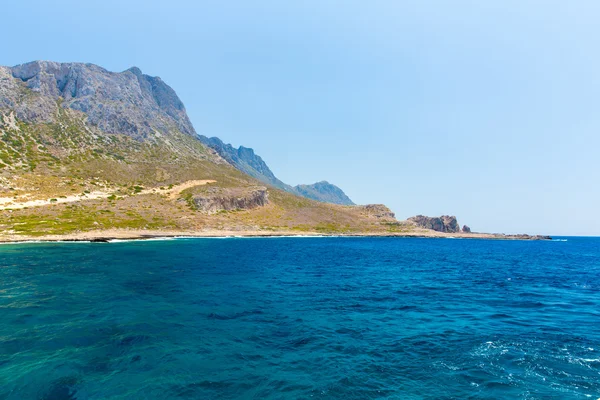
<box><xmin>3</xmin><ymin>0</ymin><xmax>599</xmax><ymax>236</ymax></box>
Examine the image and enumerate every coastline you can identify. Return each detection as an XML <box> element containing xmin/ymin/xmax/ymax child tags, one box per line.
<box><xmin>0</xmin><ymin>228</ymin><xmax>552</xmax><ymax>244</ymax></box>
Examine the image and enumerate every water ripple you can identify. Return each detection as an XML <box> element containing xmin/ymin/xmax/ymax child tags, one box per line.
<box><xmin>0</xmin><ymin>237</ymin><xmax>599</xmax><ymax>399</ymax></box>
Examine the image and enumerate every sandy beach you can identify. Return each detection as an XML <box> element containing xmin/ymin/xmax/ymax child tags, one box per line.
<box><xmin>0</xmin><ymin>228</ymin><xmax>550</xmax><ymax>244</ymax></box>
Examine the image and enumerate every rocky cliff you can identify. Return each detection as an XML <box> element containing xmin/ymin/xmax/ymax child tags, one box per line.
<box><xmin>408</xmin><ymin>215</ymin><xmax>461</xmax><ymax>233</ymax></box>
<box><xmin>191</xmin><ymin>187</ymin><xmax>269</xmax><ymax>214</ymax></box>
<box><xmin>199</xmin><ymin>136</ymin><xmax>354</xmax><ymax>205</ymax></box>
<box><xmin>0</xmin><ymin>61</ymin><xmax>195</xmax><ymax>140</ymax></box>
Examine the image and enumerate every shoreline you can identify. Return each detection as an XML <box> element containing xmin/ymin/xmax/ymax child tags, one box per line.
<box><xmin>0</xmin><ymin>229</ymin><xmax>552</xmax><ymax>244</ymax></box>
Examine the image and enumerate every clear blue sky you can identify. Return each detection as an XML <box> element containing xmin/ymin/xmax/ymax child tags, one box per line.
<box><xmin>3</xmin><ymin>0</ymin><xmax>599</xmax><ymax>235</ymax></box>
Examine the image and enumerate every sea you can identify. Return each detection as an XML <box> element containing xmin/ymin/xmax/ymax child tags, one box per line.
<box><xmin>0</xmin><ymin>237</ymin><xmax>599</xmax><ymax>399</ymax></box>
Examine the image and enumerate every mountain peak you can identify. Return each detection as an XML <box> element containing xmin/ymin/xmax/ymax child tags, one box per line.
<box><xmin>124</xmin><ymin>66</ymin><xmax>144</xmax><ymax>77</ymax></box>
<box><xmin>2</xmin><ymin>61</ymin><xmax>194</xmax><ymax>139</ymax></box>
<box><xmin>126</xmin><ymin>66</ymin><xmax>143</xmax><ymax>76</ymax></box>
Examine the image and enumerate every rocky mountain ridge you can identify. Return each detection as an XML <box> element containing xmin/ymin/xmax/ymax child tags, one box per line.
<box><xmin>0</xmin><ymin>61</ymin><xmax>195</xmax><ymax>140</ymax></box>
<box><xmin>198</xmin><ymin>135</ymin><xmax>355</xmax><ymax>205</ymax></box>
<box><xmin>198</xmin><ymin>135</ymin><xmax>290</xmax><ymax>191</ymax></box>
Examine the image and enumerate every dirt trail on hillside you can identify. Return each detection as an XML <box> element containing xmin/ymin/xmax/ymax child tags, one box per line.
<box><xmin>161</xmin><ymin>180</ymin><xmax>216</xmax><ymax>199</ymax></box>
<box><xmin>0</xmin><ymin>180</ymin><xmax>216</xmax><ymax>210</ymax></box>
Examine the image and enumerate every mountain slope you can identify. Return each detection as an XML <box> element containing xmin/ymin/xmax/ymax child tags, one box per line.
<box><xmin>0</xmin><ymin>61</ymin><xmax>401</xmax><ymax>239</ymax></box>
<box><xmin>198</xmin><ymin>135</ymin><xmax>354</xmax><ymax>205</ymax></box>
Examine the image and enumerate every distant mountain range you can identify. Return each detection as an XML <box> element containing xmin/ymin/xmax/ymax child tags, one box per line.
<box><xmin>198</xmin><ymin>136</ymin><xmax>354</xmax><ymax>205</ymax></box>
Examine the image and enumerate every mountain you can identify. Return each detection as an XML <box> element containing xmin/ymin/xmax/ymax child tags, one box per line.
<box><xmin>1</xmin><ymin>61</ymin><xmax>195</xmax><ymax>140</ymax></box>
<box><xmin>198</xmin><ymin>135</ymin><xmax>354</xmax><ymax>205</ymax></box>
<box><xmin>293</xmin><ymin>181</ymin><xmax>354</xmax><ymax>205</ymax></box>
<box><xmin>0</xmin><ymin>61</ymin><xmax>400</xmax><ymax>239</ymax></box>
<box><xmin>198</xmin><ymin>135</ymin><xmax>291</xmax><ymax>191</ymax></box>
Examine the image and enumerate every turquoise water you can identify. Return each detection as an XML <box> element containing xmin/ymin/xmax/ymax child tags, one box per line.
<box><xmin>1</xmin><ymin>237</ymin><xmax>599</xmax><ymax>399</ymax></box>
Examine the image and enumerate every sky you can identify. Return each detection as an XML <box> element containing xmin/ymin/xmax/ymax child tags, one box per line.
<box><xmin>2</xmin><ymin>0</ymin><xmax>599</xmax><ymax>235</ymax></box>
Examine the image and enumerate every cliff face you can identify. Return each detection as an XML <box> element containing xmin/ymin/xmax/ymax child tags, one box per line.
<box><xmin>408</xmin><ymin>215</ymin><xmax>461</xmax><ymax>233</ymax></box>
<box><xmin>191</xmin><ymin>187</ymin><xmax>269</xmax><ymax>214</ymax></box>
<box><xmin>1</xmin><ymin>61</ymin><xmax>195</xmax><ymax>140</ymax></box>
<box><xmin>199</xmin><ymin>136</ymin><xmax>354</xmax><ymax>205</ymax></box>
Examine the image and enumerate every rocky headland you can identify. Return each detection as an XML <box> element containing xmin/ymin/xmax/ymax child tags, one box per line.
<box><xmin>408</xmin><ymin>215</ymin><xmax>462</xmax><ymax>233</ymax></box>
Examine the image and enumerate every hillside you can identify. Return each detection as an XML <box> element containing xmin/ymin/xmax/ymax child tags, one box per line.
<box><xmin>0</xmin><ymin>61</ymin><xmax>410</xmax><ymax>239</ymax></box>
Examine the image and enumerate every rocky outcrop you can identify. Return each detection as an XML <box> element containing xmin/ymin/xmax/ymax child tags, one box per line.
<box><xmin>360</xmin><ymin>204</ymin><xmax>396</xmax><ymax>220</ymax></box>
<box><xmin>1</xmin><ymin>61</ymin><xmax>195</xmax><ymax>140</ymax></box>
<box><xmin>462</xmin><ymin>225</ymin><xmax>471</xmax><ymax>233</ymax></box>
<box><xmin>408</xmin><ymin>215</ymin><xmax>461</xmax><ymax>233</ymax></box>
<box><xmin>198</xmin><ymin>135</ymin><xmax>355</xmax><ymax>205</ymax></box>
<box><xmin>191</xmin><ymin>187</ymin><xmax>269</xmax><ymax>214</ymax></box>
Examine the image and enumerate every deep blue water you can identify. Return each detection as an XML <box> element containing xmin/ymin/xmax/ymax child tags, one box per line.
<box><xmin>1</xmin><ymin>237</ymin><xmax>599</xmax><ymax>399</ymax></box>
